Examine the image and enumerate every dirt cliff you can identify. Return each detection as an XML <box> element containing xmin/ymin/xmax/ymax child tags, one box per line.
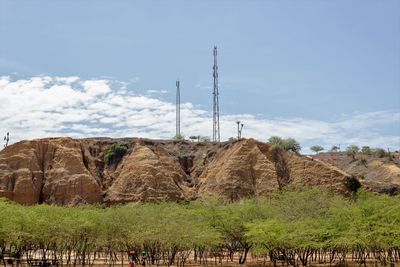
<box><xmin>314</xmin><ymin>152</ymin><xmax>400</xmax><ymax>195</ymax></box>
<box><xmin>0</xmin><ymin>137</ymin><xmax>351</xmax><ymax>205</ymax></box>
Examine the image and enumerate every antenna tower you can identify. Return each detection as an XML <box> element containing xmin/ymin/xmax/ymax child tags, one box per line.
<box><xmin>213</xmin><ymin>46</ymin><xmax>220</xmax><ymax>142</ymax></box>
<box><xmin>176</xmin><ymin>80</ymin><xmax>181</xmax><ymax>138</ymax></box>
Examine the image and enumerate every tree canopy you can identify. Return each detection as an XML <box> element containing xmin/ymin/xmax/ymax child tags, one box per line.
<box><xmin>268</xmin><ymin>136</ymin><xmax>301</xmax><ymax>154</ymax></box>
<box><xmin>310</xmin><ymin>145</ymin><xmax>324</xmax><ymax>154</ymax></box>
<box><xmin>0</xmin><ymin>188</ymin><xmax>399</xmax><ymax>266</ymax></box>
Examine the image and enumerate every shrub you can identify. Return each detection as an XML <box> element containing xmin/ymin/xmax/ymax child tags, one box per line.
<box><xmin>268</xmin><ymin>136</ymin><xmax>284</xmax><ymax>146</ymax></box>
<box><xmin>346</xmin><ymin>145</ymin><xmax>360</xmax><ymax>160</ymax></box>
<box><xmin>104</xmin><ymin>143</ymin><xmax>128</xmax><ymax>165</ymax></box>
<box><xmin>373</xmin><ymin>148</ymin><xmax>386</xmax><ymax>158</ymax></box>
<box><xmin>310</xmin><ymin>145</ymin><xmax>324</xmax><ymax>154</ymax></box>
<box><xmin>174</xmin><ymin>134</ymin><xmax>185</xmax><ymax>140</ymax></box>
<box><xmin>268</xmin><ymin>136</ymin><xmax>301</xmax><ymax>154</ymax></box>
<box><xmin>282</xmin><ymin>138</ymin><xmax>301</xmax><ymax>153</ymax></box>
<box><xmin>346</xmin><ymin>175</ymin><xmax>362</xmax><ymax>193</ymax></box>
<box><xmin>361</xmin><ymin>146</ymin><xmax>372</xmax><ymax>155</ymax></box>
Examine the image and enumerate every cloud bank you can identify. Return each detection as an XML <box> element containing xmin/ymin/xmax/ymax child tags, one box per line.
<box><xmin>0</xmin><ymin>76</ymin><xmax>399</xmax><ymax>153</ymax></box>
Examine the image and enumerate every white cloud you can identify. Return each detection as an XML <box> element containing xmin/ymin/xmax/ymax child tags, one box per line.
<box><xmin>82</xmin><ymin>80</ymin><xmax>111</xmax><ymax>96</ymax></box>
<box><xmin>146</xmin><ymin>89</ymin><xmax>168</xmax><ymax>94</ymax></box>
<box><xmin>0</xmin><ymin>76</ymin><xmax>399</xmax><ymax>153</ymax></box>
<box><xmin>54</xmin><ymin>76</ymin><xmax>80</xmax><ymax>84</ymax></box>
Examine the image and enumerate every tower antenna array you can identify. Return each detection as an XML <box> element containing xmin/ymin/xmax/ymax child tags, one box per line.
<box><xmin>212</xmin><ymin>46</ymin><xmax>220</xmax><ymax>142</ymax></box>
<box><xmin>176</xmin><ymin>80</ymin><xmax>181</xmax><ymax>138</ymax></box>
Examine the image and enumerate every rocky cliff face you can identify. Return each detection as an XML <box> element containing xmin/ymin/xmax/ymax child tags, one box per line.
<box><xmin>0</xmin><ymin>137</ymin><xmax>350</xmax><ymax>205</ymax></box>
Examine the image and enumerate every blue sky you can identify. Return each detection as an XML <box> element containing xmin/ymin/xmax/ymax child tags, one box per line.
<box><xmin>0</xmin><ymin>0</ymin><xmax>399</xmax><ymax>152</ymax></box>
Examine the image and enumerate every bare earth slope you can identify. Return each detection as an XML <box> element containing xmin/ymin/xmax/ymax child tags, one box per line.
<box><xmin>0</xmin><ymin>137</ymin><xmax>351</xmax><ymax>205</ymax></box>
<box><xmin>314</xmin><ymin>152</ymin><xmax>400</xmax><ymax>195</ymax></box>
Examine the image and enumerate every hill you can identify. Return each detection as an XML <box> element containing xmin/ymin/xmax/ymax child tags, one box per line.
<box><xmin>314</xmin><ymin>151</ymin><xmax>400</xmax><ymax>195</ymax></box>
<box><xmin>0</xmin><ymin>137</ymin><xmax>355</xmax><ymax>205</ymax></box>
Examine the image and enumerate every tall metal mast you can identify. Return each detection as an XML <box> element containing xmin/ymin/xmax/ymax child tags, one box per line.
<box><xmin>176</xmin><ymin>80</ymin><xmax>180</xmax><ymax>138</ymax></box>
<box><xmin>213</xmin><ymin>46</ymin><xmax>220</xmax><ymax>142</ymax></box>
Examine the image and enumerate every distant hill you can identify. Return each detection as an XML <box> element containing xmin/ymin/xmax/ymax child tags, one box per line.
<box><xmin>0</xmin><ymin>137</ymin><xmax>384</xmax><ymax>205</ymax></box>
<box><xmin>314</xmin><ymin>151</ymin><xmax>400</xmax><ymax>195</ymax></box>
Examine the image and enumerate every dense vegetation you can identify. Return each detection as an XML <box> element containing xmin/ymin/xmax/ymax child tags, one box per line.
<box><xmin>1</xmin><ymin>188</ymin><xmax>399</xmax><ymax>266</ymax></box>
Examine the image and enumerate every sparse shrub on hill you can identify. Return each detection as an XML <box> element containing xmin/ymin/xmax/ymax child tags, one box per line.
<box><xmin>268</xmin><ymin>136</ymin><xmax>301</xmax><ymax>154</ymax></box>
<box><xmin>282</xmin><ymin>138</ymin><xmax>301</xmax><ymax>153</ymax></box>
<box><xmin>361</xmin><ymin>146</ymin><xmax>372</xmax><ymax>155</ymax></box>
<box><xmin>268</xmin><ymin>136</ymin><xmax>284</xmax><ymax>146</ymax></box>
<box><xmin>346</xmin><ymin>145</ymin><xmax>360</xmax><ymax>160</ymax></box>
<box><xmin>310</xmin><ymin>145</ymin><xmax>324</xmax><ymax>154</ymax></box>
<box><xmin>373</xmin><ymin>148</ymin><xmax>387</xmax><ymax>158</ymax></box>
<box><xmin>174</xmin><ymin>134</ymin><xmax>185</xmax><ymax>140</ymax></box>
<box><xmin>104</xmin><ymin>143</ymin><xmax>128</xmax><ymax>165</ymax></box>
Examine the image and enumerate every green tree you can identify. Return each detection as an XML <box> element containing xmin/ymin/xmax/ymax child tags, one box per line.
<box><xmin>282</xmin><ymin>138</ymin><xmax>301</xmax><ymax>154</ymax></box>
<box><xmin>268</xmin><ymin>136</ymin><xmax>284</xmax><ymax>147</ymax></box>
<box><xmin>361</xmin><ymin>146</ymin><xmax>372</xmax><ymax>155</ymax></box>
<box><xmin>310</xmin><ymin>145</ymin><xmax>324</xmax><ymax>154</ymax></box>
<box><xmin>1</xmin><ymin>188</ymin><xmax>400</xmax><ymax>267</ymax></box>
<box><xmin>268</xmin><ymin>136</ymin><xmax>301</xmax><ymax>154</ymax></box>
<box><xmin>346</xmin><ymin>145</ymin><xmax>359</xmax><ymax>160</ymax></box>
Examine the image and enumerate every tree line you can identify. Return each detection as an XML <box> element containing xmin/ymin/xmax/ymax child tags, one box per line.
<box><xmin>0</xmin><ymin>188</ymin><xmax>399</xmax><ymax>267</ymax></box>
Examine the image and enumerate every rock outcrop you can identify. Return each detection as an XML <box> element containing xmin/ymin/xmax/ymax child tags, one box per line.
<box><xmin>0</xmin><ymin>137</ymin><xmax>351</xmax><ymax>205</ymax></box>
<box><xmin>0</xmin><ymin>138</ymin><xmax>102</xmax><ymax>205</ymax></box>
<box><xmin>105</xmin><ymin>142</ymin><xmax>193</xmax><ymax>202</ymax></box>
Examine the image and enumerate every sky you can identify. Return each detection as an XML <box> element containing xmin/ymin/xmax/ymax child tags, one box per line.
<box><xmin>0</xmin><ymin>0</ymin><xmax>399</xmax><ymax>153</ymax></box>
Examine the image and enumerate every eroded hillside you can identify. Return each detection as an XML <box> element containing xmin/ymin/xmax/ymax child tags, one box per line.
<box><xmin>0</xmin><ymin>137</ymin><xmax>351</xmax><ymax>205</ymax></box>
<box><xmin>314</xmin><ymin>152</ymin><xmax>400</xmax><ymax>195</ymax></box>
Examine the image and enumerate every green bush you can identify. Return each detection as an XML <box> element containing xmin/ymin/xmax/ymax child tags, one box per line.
<box><xmin>104</xmin><ymin>143</ymin><xmax>128</xmax><ymax>165</ymax></box>
<box><xmin>361</xmin><ymin>146</ymin><xmax>372</xmax><ymax>155</ymax></box>
<box><xmin>310</xmin><ymin>145</ymin><xmax>324</xmax><ymax>154</ymax></box>
<box><xmin>373</xmin><ymin>148</ymin><xmax>386</xmax><ymax>158</ymax></box>
<box><xmin>174</xmin><ymin>134</ymin><xmax>185</xmax><ymax>140</ymax></box>
<box><xmin>268</xmin><ymin>136</ymin><xmax>301</xmax><ymax>154</ymax></box>
<box><xmin>346</xmin><ymin>145</ymin><xmax>360</xmax><ymax>160</ymax></box>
